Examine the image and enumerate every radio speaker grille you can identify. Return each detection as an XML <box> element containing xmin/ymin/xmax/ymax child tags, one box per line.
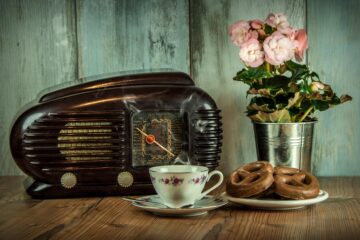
<box><xmin>58</xmin><ymin>121</ymin><xmax>114</xmax><ymax>161</ymax></box>
<box><xmin>22</xmin><ymin>111</ymin><xmax>127</xmax><ymax>171</ymax></box>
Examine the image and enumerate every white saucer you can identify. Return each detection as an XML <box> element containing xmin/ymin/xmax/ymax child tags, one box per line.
<box><xmin>223</xmin><ymin>190</ymin><xmax>329</xmax><ymax>210</ymax></box>
<box><xmin>131</xmin><ymin>195</ymin><xmax>228</xmax><ymax>217</ymax></box>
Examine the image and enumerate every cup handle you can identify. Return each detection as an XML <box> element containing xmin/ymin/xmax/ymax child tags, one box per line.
<box><xmin>198</xmin><ymin>170</ymin><xmax>224</xmax><ymax>200</ymax></box>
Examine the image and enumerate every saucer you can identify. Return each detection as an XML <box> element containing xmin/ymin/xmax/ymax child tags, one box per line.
<box><xmin>131</xmin><ymin>195</ymin><xmax>228</xmax><ymax>217</ymax></box>
<box><xmin>223</xmin><ymin>190</ymin><xmax>329</xmax><ymax>210</ymax></box>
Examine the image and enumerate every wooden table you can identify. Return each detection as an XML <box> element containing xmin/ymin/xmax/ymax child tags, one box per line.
<box><xmin>0</xmin><ymin>177</ymin><xmax>359</xmax><ymax>240</ymax></box>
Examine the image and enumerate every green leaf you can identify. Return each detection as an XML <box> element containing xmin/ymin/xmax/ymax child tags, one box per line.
<box><xmin>299</xmin><ymin>99</ymin><xmax>312</xmax><ymax>112</ymax></box>
<box><xmin>252</xmin><ymin>75</ymin><xmax>291</xmax><ymax>92</ymax></box>
<box><xmin>310</xmin><ymin>72</ymin><xmax>320</xmax><ymax>80</ymax></box>
<box><xmin>248</xmin><ymin>109</ymin><xmax>291</xmax><ymax>123</ymax></box>
<box><xmin>311</xmin><ymin>93</ymin><xmax>351</xmax><ymax>111</ymax></box>
<box><xmin>233</xmin><ymin>69</ymin><xmax>247</xmax><ymax>81</ymax></box>
<box><xmin>233</xmin><ymin>68</ymin><xmax>273</xmax><ymax>85</ymax></box>
<box><xmin>285</xmin><ymin>60</ymin><xmax>311</xmax><ymax>81</ymax></box>
<box><xmin>285</xmin><ymin>60</ymin><xmax>308</xmax><ymax>72</ymax></box>
<box><xmin>299</xmin><ymin>80</ymin><xmax>311</xmax><ymax>94</ymax></box>
<box><xmin>264</xmin><ymin>24</ymin><xmax>274</xmax><ymax>35</ymax></box>
<box><xmin>340</xmin><ymin>94</ymin><xmax>352</xmax><ymax>103</ymax></box>
<box><xmin>288</xmin><ymin>106</ymin><xmax>300</xmax><ymax>117</ymax></box>
<box><xmin>329</xmin><ymin>95</ymin><xmax>341</xmax><ymax>105</ymax></box>
<box><xmin>249</xmin><ymin>97</ymin><xmax>276</xmax><ymax>110</ymax></box>
<box><xmin>247</xmin><ymin>103</ymin><xmax>273</xmax><ymax>112</ymax></box>
<box><xmin>322</xmin><ymin>83</ymin><xmax>334</xmax><ymax>97</ymax></box>
<box><xmin>288</xmin><ymin>82</ymin><xmax>299</xmax><ymax>93</ymax></box>
<box><xmin>313</xmin><ymin>100</ymin><xmax>329</xmax><ymax>111</ymax></box>
<box><xmin>247</xmin><ymin>88</ymin><xmax>271</xmax><ymax>96</ymax></box>
<box><xmin>274</xmin><ymin>94</ymin><xmax>290</xmax><ymax>107</ymax></box>
<box><xmin>286</xmin><ymin>92</ymin><xmax>302</xmax><ymax>109</ymax></box>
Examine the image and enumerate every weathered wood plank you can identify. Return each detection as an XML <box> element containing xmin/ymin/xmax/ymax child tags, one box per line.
<box><xmin>308</xmin><ymin>0</ymin><xmax>360</xmax><ymax>176</ymax></box>
<box><xmin>0</xmin><ymin>177</ymin><xmax>359</xmax><ymax>239</ymax></box>
<box><xmin>190</xmin><ymin>0</ymin><xmax>306</xmax><ymax>175</ymax></box>
<box><xmin>0</xmin><ymin>0</ymin><xmax>77</xmax><ymax>176</ymax></box>
<box><xmin>76</xmin><ymin>0</ymin><xmax>189</xmax><ymax>78</ymax></box>
<box><xmin>1</xmin><ymin>0</ymin><xmax>359</xmax><ymax>177</ymax></box>
<box><xmin>0</xmin><ymin>197</ymin><xmax>102</xmax><ymax>239</ymax></box>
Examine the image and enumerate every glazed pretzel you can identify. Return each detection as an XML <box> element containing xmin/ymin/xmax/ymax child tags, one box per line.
<box><xmin>274</xmin><ymin>166</ymin><xmax>300</xmax><ymax>176</ymax></box>
<box><xmin>273</xmin><ymin>166</ymin><xmax>320</xmax><ymax>199</ymax></box>
<box><xmin>226</xmin><ymin>161</ymin><xmax>274</xmax><ymax>198</ymax></box>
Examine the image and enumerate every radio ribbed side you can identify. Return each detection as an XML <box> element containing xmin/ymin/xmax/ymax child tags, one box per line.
<box><xmin>191</xmin><ymin>110</ymin><xmax>223</xmax><ymax>168</ymax></box>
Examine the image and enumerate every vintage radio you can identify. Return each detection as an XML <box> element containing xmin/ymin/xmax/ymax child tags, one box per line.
<box><xmin>10</xmin><ymin>71</ymin><xmax>223</xmax><ymax>198</ymax></box>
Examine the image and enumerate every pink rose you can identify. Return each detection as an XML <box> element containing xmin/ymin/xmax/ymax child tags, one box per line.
<box><xmin>239</xmin><ymin>38</ymin><xmax>264</xmax><ymax>67</ymax></box>
<box><xmin>250</xmin><ymin>19</ymin><xmax>264</xmax><ymax>29</ymax></box>
<box><xmin>229</xmin><ymin>20</ymin><xmax>258</xmax><ymax>47</ymax></box>
<box><xmin>265</xmin><ymin>13</ymin><xmax>290</xmax><ymax>31</ymax></box>
<box><xmin>293</xmin><ymin>29</ymin><xmax>308</xmax><ymax>61</ymax></box>
<box><xmin>248</xmin><ymin>30</ymin><xmax>259</xmax><ymax>42</ymax></box>
<box><xmin>279</xmin><ymin>26</ymin><xmax>295</xmax><ymax>37</ymax></box>
<box><xmin>250</xmin><ymin>19</ymin><xmax>266</xmax><ymax>38</ymax></box>
<box><xmin>263</xmin><ymin>31</ymin><xmax>295</xmax><ymax>65</ymax></box>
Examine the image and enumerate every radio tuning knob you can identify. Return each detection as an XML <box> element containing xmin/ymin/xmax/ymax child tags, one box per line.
<box><xmin>117</xmin><ymin>171</ymin><xmax>134</xmax><ymax>187</ymax></box>
<box><xmin>60</xmin><ymin>172</ymin><xmax>77</xmax><ymax>189</ymax></box>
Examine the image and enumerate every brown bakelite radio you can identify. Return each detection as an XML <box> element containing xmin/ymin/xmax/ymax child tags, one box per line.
<box><xmin>10</xmin><ymin>71</ymin><xmax>223</xmax><ymax>198</ymax></box>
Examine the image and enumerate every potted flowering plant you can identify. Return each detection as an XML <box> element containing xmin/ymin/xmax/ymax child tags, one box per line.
<box><xmin>229</xmin><ymin>13</ymin><xmax>352</xmax><ymax>170</ymax></box>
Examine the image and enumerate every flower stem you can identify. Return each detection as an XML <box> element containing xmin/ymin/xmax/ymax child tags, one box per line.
<box><xmin>277</xmin><ymin>109</ymin><xmax>285</xmax><ymax>123</ymax></box>
<box><xmin>298</xmin><ymin>106</ymin><xmax>313</xmax><ymax>122</ymax></box>
<box><xmin>265</xmin><ymin>62</ymin><xmax>271</xmax><ymax>73</ymax></box>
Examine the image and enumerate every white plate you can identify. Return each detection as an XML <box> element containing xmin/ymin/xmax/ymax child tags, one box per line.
<box><xmin>223</xmin><ymin>190</ymin><xmax>329</xmax><ymax>210</ymax></box>
<box><xmin>131</xmin><ymin>195</ymin><xmax>228</xmax><ymax>217</ymax></box>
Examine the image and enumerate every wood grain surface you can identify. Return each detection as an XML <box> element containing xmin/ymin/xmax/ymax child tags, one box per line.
<box><xmin>0</xmin><ymin>0</ymin><xmax>359</xmax><ymax>176</ymax></box>
<box><xmin>0</xmin><ymin>176</ymin><xmax>359</xmax><ymax>240</ymax></box>
<box><xmin>76</xmin><ymin>0</ymin><xmax>189</xmax><ymax>78</ymax></box>
<box><xmin>307</xmin><ymin>0</ymin><xmax>360</xmax><ymax>176</ymax></box>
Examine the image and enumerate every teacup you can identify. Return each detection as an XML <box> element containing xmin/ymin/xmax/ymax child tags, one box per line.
<box><xmin>149</xmin><ymin>165</ymin><xmax>224</xmax><ymax>208</ymax></box>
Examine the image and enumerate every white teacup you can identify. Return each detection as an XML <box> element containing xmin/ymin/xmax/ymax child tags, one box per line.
<box><xmin>149</xmin><ymin>165</ymin><xmax>224</xmax><ymax>208</ymax></box>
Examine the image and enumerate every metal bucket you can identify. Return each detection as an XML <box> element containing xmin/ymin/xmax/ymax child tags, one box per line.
<box><xmin>253</xmin><ymin>121</ymin><xmax>316</xmax><ymax>172</ymax></box>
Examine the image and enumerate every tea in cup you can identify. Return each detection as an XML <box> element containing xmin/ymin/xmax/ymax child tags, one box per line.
<box><xmin>149</xmin><ymin>165</ymin><xmax>223</xmax><ymax>208</ymax></box>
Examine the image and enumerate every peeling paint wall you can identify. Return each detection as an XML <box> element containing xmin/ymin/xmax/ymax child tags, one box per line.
<box><xmin>0</xmin><ymin>0</ymin><xmax>359</xmax><ymax>176</ymax></box>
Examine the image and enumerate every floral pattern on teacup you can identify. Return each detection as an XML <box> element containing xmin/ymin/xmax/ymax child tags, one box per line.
<box><xmin>159</xmin><ymin>176</ymin><xmax>184</xmax><ymax>186</ymax></box>
<box><xmin>150</xmin><ymin>176</ymin><xmax>156</xmax><ymax>182</ymax></box>
<box><xmin>190</xmin><ymin>175</ymin><xmax>207</xmax><ymax>184</ymax></box>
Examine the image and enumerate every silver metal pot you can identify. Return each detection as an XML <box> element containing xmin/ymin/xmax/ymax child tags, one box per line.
<box><xmin>253</xmin><ymin>121</ymin><xmax>316</xmax><ymax>172</ymax></box>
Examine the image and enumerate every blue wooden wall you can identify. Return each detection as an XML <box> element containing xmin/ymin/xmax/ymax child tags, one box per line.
<box><xmin>0</xmin><ymin>0</ymin><xmax>359</xmax><ymax>176</ymax></box>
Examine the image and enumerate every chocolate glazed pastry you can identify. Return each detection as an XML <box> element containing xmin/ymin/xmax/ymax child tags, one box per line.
<box><xmin>274</xmin><ymin>166</ymin><xmax>300</xmax><ymax>175</ymax></box>
<box><xmin>273</xmin><ymin>166</ymin><xmax>320</xmax><ymax>200</ymax></box>
<box><xmin>226</xmin><ymin>161</ymin><xmax>274</xmax><ymax>198</ymax></box>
